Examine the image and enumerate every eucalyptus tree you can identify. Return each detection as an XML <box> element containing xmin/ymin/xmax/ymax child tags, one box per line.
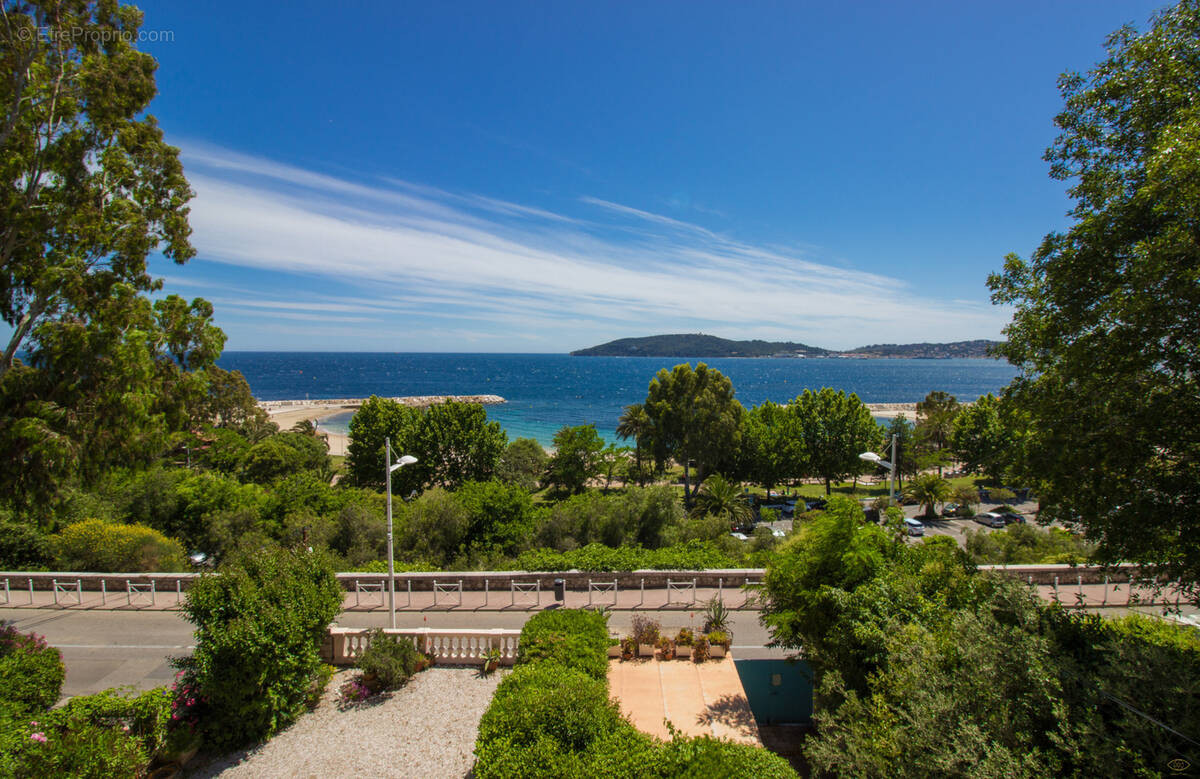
<box><xmin>643</xmin><ymin>363</ymin><xmax>744</xmax><ymax>504</ymax></box>
<box><xmin>989</xmin><ymin>0</ymin><xmax>1200</xmax><ymax>584</ymax></box>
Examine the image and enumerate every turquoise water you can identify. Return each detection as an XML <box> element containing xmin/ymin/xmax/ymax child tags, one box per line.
<box><xmin>734</xmin><ymin>658</ymin><xmax>814</xmax><ymax>724</ymax></box>
<box><xmin>220</xmin><ymin>352</ymin><xmax>1018</xmax><ymax>447</ymax></box>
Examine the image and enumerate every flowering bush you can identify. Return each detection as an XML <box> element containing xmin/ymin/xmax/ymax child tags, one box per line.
<box><xmin>0</xmin><ymin>621</ymin><xmax>65</xmax><ymax>718</ymax></box>
<box><xmin>338</xmin><ymin>676</ymin><xmax>374</xmax><ymax>707</ymax></box>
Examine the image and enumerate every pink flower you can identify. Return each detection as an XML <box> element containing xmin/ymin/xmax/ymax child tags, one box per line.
<box><xmin>122</xmin><ymin>724</ymin><xmax>130</xmax><ymax>732</ymax></box>
<box><xmin>30</xmin><ymin>732</ymin><xmax>47</xmax><ymax>743</ymax></box>
<box><xmin>28</xmin><ymin>721</ymin><xmax>37</xmax><ymax>727</ymax></box>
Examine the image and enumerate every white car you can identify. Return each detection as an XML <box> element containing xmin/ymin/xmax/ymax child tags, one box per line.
<box><xmin>729</xmin><ymin>532</ymin><xmax>749</xmax><ymax>541</ymax></box>
<box><xmin>904</xmin><ymin>518</ymin><xmax>925</xmax><ymax>536</ymax></box>
<box><xmin>770</xmin><ymin>527</ymin><xmax>786</xmax><ymax>538</ymax></box>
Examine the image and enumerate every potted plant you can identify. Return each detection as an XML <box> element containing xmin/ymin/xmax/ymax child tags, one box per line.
<box><xmin>655</xmin><ymin>635</ymin><xmax>674</xmax><ymax>660</ymax></box>
<box><xmin>674</xmin><ymin>627</ymin><xmax>694</xmax><ymax>660</ymax></box>
<box><xmin>620</xmin><ymin>636</ymin><xmax>637</xmax><ymax>660</ymax></box>
<box><xmin>481</xmin><ymin>647</ymin><xmax>502</xmax><ymax>674</ymax></box>
<box><xmin>706</xmin><ymin>631</ymin><xmax>729</xmax><ymax>658</ymax></box>
<box><xmin>692</xmin><ymin>635</ymin><xmax>710</xmax><ymax>663</ymax></box>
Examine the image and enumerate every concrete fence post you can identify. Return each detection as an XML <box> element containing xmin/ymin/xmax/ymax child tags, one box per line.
<box><xmin>101</xmin><ymin>579</ymin><xmax>106</xmax><ymax>606</ymax></box>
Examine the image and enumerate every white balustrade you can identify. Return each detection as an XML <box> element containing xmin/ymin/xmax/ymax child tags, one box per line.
<box><xmin>588</xmin><ymin>579</ymin><xmax>618</xmax><ymax>607</ymax></box>
<box><xmin>328</xmin><ymin>627</ymin><xmax>520</xmax><ymax>666</ymax></box>
<box><xmin>53</xmin><ymin>579</ymin><xmax>82</xmax><ymax>606</ymax></box>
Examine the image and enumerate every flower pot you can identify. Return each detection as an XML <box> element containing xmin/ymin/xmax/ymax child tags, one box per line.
<box><xmin>709</xmin><ymin>645</ymin><xmax>726</xmax><ymax>659</ymax></box>
<box><xmin>675</xmin><ymin>646</ymin><xmax>693</xmax><ymax>660</ymax></box>
<box><xmin>639</xmin><ymin>644</ymin><xmax>655</xmax><ymax>658</ymax></box>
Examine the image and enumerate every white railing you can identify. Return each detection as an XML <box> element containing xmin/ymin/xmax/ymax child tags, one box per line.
<box><xmin>355</xmin><ymin>580</ymin><xmax>385</xmax><ymax>608</ymax></box>
<box><xmin>327</xmin><ymin>627</ymin><xmax>520</xmax><ymax>666</ymax></box>
<box><xmin>588</xmin><ymin>578</ymin><xmax>618</xmax><ymax>607</ymax></box>
<box><xmin>433</xmin><ymin>579</ymin><xmax>463</xmax><ymax>607</ymax></box>
<box><xmin>53</xmin><ymin>579</ymin><xmax>82</xmax><ymax>606</ymax></box>
<box><xmin>510</xmin><ymin>581</ymin><xmax>540</xmax><ymax>608</ymax></box>
<box><xmin>666</xmin><ymin>578</ymin><xmax>697</xmax><ymax>605</ymax></box>
<box><xmin>126</xmin><ymin>580</ymin><xmax>155</xmax><ymax>607</ymax></box>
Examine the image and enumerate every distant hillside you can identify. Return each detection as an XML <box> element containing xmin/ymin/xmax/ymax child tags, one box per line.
<box><xmin>570</xmin><ymin>334</ymin><xmax>829</xmax><ymax>358</ymax></box>
<box><xmin>571</xmin><ymin>334</ymin><xmax>1003</xmax><ymax>359</ymax></box>
<box><xmin>843</xmin><ymin>340</ymin><xmax>1003</xmax><ymax>359</ymax></box>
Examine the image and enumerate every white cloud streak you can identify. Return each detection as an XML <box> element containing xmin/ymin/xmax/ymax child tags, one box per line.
<box><xmin>177</xmin><ymin>143</ymin><xmax>1011</xmax><ymax>350</ymax></box>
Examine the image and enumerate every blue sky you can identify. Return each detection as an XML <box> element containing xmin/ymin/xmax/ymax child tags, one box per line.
<box><xmin>120</xmin><ymin>1</ymin><xmax>1166</xmax><ymax>351</ymax></box>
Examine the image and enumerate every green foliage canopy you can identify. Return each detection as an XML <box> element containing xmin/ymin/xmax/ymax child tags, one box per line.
<box><xmin>988</xmin><ymin>1</ymin><xmax>1200</xmax><ymax>584</ymax></box>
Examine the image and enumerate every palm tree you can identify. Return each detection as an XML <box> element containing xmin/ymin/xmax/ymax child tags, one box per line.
<box><xmin>290</xmin><ymin>418</ymin><xmax>318</xmax><ymax>436</ymax></box>
<box><xmin>616</xmin><ymin>403</ymin><xmax>652</xmax><ymax>486</ymax></box>
<box><xmin>903</xmin><ymin>473</ymin><xmax>952</xmax><ymax>518</ymax></box>
<box><xmin>692</xmin><ymin>473</ymin><xmax>753</xmax><ymax>527</ymax></box>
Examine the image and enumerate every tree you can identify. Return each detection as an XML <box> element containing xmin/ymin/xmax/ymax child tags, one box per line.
<box><xmin>455</xmin><ymin>479</ymin><xmax>537</xmax><ymax>555</ymax></box>
<box><xmin>615</xmin><ymin>403</ymin><xmax>652</xmax><ymax>486</ymax></box>
<box><xmin>344</xmin><ymin>396</ymin><xmax>421</xmax><ymax>491</ymax></box>
<box><xmin>885</xmin><ymin>414</ymin><xmax>917</xmax><ymax>493</ymax></box>
<box><xmin>691</xmin><ymin>473</ymin><xmax>753</xmax><ymax>527</ymax></box>
<box><xmin>545</xmin><ymin>424</ymin><xmax>606</xmax><ymax>495</ymax></box>
<box><xmin>1</xmin><ymin>2</ymin><xmax>196</xmax><ymax>377</ymax></box>
<box><xmin>988</xmin><ymin>1</ymin><xmax>1200</xmax><ymax>585</ymax></box>
<box><xmin>950</xmin><ymin>394</ymin><xmax>1011</xmax><ymax>483</ymax></box>
<box><xmin>791</xmin><ymin>388</ymin><xmax>882</xmax><ymax>495</ymax></box>
<box><xmin>644</xmin><ymin>363</ymin><xmax>744</xmax><ymax>504</ymax></box>
<box><xmin>742</xmin><ymin>401</ymin><xmax>805</xmax><ymax>493</ymax></box>
<box><xmin>410</xmin><ymin>401</ymin><xmax>507</xmax><ymax>491</ymax></box>
<box><xmin>241</xmin><ymin>432</ymin><xmax>331</xmax><ymax>485</ymax></box>
<box><xmin>496</xmin><ymin>437</ymin><xmax>548</xmax><ymax>492</ymax></box>
<box><xmin>913</xmin><ymin>391</ymin><xmax>960</xmax><ymax>476</ymax></box>
<box><xmin>903</xmin><ymin>473</ymin><xmax>952</xmax><ymax>519</ymax></box>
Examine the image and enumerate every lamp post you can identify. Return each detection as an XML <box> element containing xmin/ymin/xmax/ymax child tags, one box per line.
<box><xmin>859</xmin><ymin>434</ymin><xmax>898</xmax><ymax>505</ymax></box>
<box><xmin>385</xmin><ymin>437</ymin><xmax>417</xmax><ymax>629</ymax></box>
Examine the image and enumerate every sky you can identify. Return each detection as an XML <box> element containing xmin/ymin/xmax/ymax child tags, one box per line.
<box><xmin>115</xmin><ymin>1</ymin><xmax>1168</xmax><ymax>351</ymax></box>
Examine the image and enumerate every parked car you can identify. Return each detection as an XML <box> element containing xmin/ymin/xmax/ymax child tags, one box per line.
<box><xmin>975</xmin><ymin>512</ymin><xmax>1007</xmax><ymax>528</ymax></box>
<box><xmin>941</xmin><ymin>502</ymin><xmax>959</xmax><ymax>517</ymax></box>
<box><xmin>903</xmin><ymin>517</ymin><xmax>925</xmax><ymax>536</ymax></box>
<box><xmin>729</xmin><ymin>532</ymin><xmax>749</xmax><ymax>541</ymax></box>
<box><xmin>1000</xmin><ymin>512</ymin><xmax>1025</xmax><ymax>525</ymax></box>
<box><xmin>770</xmin><ymin>527</ymin><xmax>786</xmax><ymax>538</ymax></box>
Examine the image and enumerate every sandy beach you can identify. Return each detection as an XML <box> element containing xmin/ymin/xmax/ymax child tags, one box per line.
<box><xmin>264</xmin><ymin>402</ymin><xmax>354</xmax><ymax>456</ymax></box>
<box><xmin>261</xmin><ymin>395</ymin><xmax>506</xmax><ymax>458</ymax></box>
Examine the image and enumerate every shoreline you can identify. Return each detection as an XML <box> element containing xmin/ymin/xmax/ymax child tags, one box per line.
<box><xmin>261</xmin><ymin>398</ymin><xmax>926</xmax><ymax>458</ymax></box>
<box><xmin>261</xmin><ymin>396</ymin><xmax>505</xmax><ymax>458</ymax></box>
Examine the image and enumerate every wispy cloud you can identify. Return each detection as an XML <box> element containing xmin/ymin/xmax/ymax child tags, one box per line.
<box><xmin>175</xmin><ymin>143</ymin><xmax>1011</xmax><ymax>350</ymax></box>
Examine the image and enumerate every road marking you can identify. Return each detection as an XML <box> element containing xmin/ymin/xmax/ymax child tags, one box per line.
<box><xmin>53</xmin><ymin>644</ymin><xmax>194</xmax><ymax>650</ymax></box>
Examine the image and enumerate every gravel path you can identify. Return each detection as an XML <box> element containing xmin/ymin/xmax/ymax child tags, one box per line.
<box><xmin>186</xmin><ymin>667</ymin><xmax>504</xmax><ymax>778</ymax></box>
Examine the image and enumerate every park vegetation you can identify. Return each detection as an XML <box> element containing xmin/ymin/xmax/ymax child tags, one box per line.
<box><xmin>762</xmin><ymin>496</ymin><xmax>1199</xmax><ymax>776</ymax></box>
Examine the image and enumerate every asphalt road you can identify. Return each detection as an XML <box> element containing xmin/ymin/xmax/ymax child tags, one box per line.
<box><xmin>1</xmin><ymin>605</ymin><xmax>778</xmax><ymax>699</ymax></box>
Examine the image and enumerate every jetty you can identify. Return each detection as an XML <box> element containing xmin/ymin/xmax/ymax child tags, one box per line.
<box><xmin>260</xmin><ymin>395</ymin><xmax>506</xmax><ymax>413</ymax></box>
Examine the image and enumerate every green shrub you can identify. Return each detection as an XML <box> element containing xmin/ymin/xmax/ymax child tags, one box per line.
<box><xmin>51</xmin><ymin>519</ymin><xmax>187</xmax><ymax>572</ymax></box>
<box><xmin>516</xmin><ymin>610</ymin><xmax>610</xmax><ymax>680</ymax></box>
<box><xmin>506</xmin><ymin>539</ymin><xmax>736</xmax><ymax>572</ymax></box>
<box><xmin>176</xmin><ymin>548</ymin><xmax>343</xmax><ymax>749</ymax></box>
<box><xmin>0</xmin><ymin>622</ymin><xmax>65</xmax><ymax>718</ymax></box>
<box><xmin>476</xmin><ymin>608</ymin><xmax>799</xmax><ymax>777</ymax></box>
<box><xmin>654</xmin><ymin>733</ymin><xmax>799</xmax><ymax>777</ymax></box>
<box><xmin>357</xmin><ymin>631</ymin><xmax>421</xmax><ymax>692</ymax></box>
<box><xmin>0</xmin><ymin>521</ymin><xmax>53</xmax><ymax>569</ymax></box>
<box><xmin>478</xmin><ymin>663</ymin><xmax>622</xmax><ymax>753</ymax></box>
<box><xmin>0</xmin><ymin>713</ymin><xmax>148</xmax><ymax>779</ymax></box>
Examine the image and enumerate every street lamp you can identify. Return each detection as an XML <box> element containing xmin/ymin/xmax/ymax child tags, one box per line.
<box><xmin>859</xmin><ymin>434</ymin><xmax>898</xmax><ymax>505</ymax></box>
<box><xmin>385</xmin><ymin>437</ymin><xmax>417</xmax><ymax>629</ymax></box>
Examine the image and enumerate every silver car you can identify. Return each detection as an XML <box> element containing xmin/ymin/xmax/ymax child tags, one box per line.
<box><xmin>904</xmin><ymin>517</ymin><xmax>925</xmax><ymax>536</ymax></box>
<box><xmin>975</xmin><ymin>512</ymin><xmax>1007</xmax><ymax>528</ymax></box>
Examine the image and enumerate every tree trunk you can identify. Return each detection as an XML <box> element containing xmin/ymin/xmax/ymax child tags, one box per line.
<box><xmin>824</xmin><ymin>477</ymin><xmax>831</xmax><ymax>495</ymax></box>
<box><xmin>682</xmin><ymin>460</ymin><xmax>692</xmax><ymax>507</ymax></box>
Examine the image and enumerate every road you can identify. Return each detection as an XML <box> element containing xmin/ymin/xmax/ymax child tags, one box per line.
<box><xmin>1</xmin><ymin>604</ymin><xmax>778</xmax><ymax>698</ymax></box>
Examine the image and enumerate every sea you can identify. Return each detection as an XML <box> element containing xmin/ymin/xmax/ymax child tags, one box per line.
<box><xmin>218</xmin><ymin>353</ymin><xmax>1020</xmax><ymax>448</ymax></box>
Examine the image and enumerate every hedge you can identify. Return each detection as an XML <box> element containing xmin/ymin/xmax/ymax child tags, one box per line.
<box><xmin>474</xmin><ymin>609</ymin><xmax>798</xmax><ymax>778</ymax></box>
<box><xmin>0</xmin><ymin>622</ymin><xmax>64</xmax><ymax>719</ymax></box>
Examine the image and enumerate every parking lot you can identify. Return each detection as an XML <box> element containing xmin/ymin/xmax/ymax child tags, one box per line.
<box><xmin>759</xmin><ymin>499</ymin><xmax>1043</xmax><ymax>551</ymax></box>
